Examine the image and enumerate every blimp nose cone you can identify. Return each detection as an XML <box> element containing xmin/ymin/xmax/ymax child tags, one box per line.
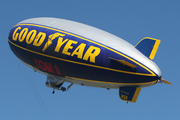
<box><xmin>144</xmin><ymin>58</ymin><xmax>162</xmax><ymax>79</ymax></box>
<box><xmin>152</xmin><ymin>62</ymin><xmax>162</xmax><ymax>79</ymax></box>
<box><xmin>156</xmin><ymin>68</ymin><xmax>162</xmax><ymax>78</ymax></box>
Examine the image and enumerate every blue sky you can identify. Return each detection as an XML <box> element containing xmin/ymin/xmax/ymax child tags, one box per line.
<box><xmin>1</xmin><ymin>0</ymin><xmax>179</xmax><ymax>119</ymax></box>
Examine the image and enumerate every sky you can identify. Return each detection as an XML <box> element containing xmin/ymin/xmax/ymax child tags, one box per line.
<box><xmin>1</xmin><ymin>0</ymin><xmax>180</xmax><ymax>119</ymax></box>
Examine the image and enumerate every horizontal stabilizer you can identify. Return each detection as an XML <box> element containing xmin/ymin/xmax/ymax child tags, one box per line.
<box><xmin>135</xmin><ymin>37</ymin><xmax>161</xmax><ymax>60</ymax></box>
<box><xmin>119</xmin><ymin>87</ymin><xmax>141</xmax><ymax>103</ymax></box>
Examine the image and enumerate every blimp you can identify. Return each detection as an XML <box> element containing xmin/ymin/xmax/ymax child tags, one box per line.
<box><xmin>8</xmin><ymin>17</ymin><xmax>171</xmax><ymax>103</ymax></box>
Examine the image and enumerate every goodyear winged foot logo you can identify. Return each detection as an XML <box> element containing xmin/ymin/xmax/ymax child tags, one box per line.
<box><xmin>42</xmin><ymin>33</ymin><xmax>65</xmax><ymax>52</ymax></box>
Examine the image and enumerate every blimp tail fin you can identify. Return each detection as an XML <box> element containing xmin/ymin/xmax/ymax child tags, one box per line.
<box><xmin>135</xmin><ymin>37</ymin><xmax>161</xmax><ymax>60</ymax></box>
<box><xmin>119</xmin><ymin>87</ymin><xmax>141</xmax><ymax>103</ymax></box>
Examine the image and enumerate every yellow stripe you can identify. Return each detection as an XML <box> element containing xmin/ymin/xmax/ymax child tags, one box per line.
<box><xmin>149</xmin><ymin>39</ymin><xmax>161</xmax><ymax>60</ymax></box>
<box><xmin>9</xmin><ymin>40</ymin><xmax>156</xmax><ymax>76</ymax></box>
<box><xmin>131</xmin><ymin>88</ymin><xmax>141</xmax><ymax>103</ymax></box>
<box><xmin>12</xmin><ymin>24</ymin><xmax>156</xmax><ymax>76</ymax></box>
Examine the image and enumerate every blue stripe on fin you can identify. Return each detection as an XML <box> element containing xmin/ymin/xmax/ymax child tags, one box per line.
<box><xmin>135</xmin><ymin>37</ymin><xmax>161</xmax><ymax>60</ymax></box>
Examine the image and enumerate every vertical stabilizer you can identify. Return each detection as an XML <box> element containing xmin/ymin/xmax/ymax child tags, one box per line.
<box><xmin>135</xmin><ymin>37</ymin><xmax>161</xmax><ymax>60</ymax></box>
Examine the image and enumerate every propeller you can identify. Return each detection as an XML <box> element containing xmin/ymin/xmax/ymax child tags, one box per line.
<box><xmin>157</xmin><ymin>78</ymin><xmax>172</xmax><ymax>84</ymax></box>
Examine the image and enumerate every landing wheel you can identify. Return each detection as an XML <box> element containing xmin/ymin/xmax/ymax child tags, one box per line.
<box><xmin>61</xmin><ymin>87</ymin><xmax>66</xmax><ymax>92</ymax></box>
<box><xmin>52</xmin><ymin>91</ymin><xmax>55</xmax><ymax>94</ymax></box>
